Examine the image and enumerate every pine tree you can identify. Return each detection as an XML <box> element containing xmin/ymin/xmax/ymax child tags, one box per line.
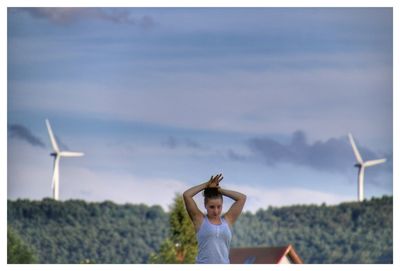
<box><xmin>149</xmin><ymin>194</ymin><xmax>198</xmax><ymax>263</ymax></box>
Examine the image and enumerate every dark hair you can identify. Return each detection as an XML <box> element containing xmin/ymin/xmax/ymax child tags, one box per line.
<box><xmin>203</xmin><ymin>187</ymin><xmax>223</xmax><ymax>204</ymax></box>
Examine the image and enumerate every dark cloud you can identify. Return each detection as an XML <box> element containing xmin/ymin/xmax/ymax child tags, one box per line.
<box><xmin>163</xmin><ymin>136</ymin><xmax>178</xmax><ymax>149</ymax></box>
<box><xmin>162</xmin><ymin>136</ymin><xmax>205</xmax><ymax>150</ymax></box>
<box><xmin>185</xmin><ymin>138</ymin><xmax>203</xmax><ymax>149</ymax></box>
<box><xmin>15</xmin><ymin>8</ymin><xmax>156</xmax><ymax>28</ymax></box>
<box><xmin>247</xmin><ymin>130</ymin><xmax>392</xmax><ymax>175</ymax></box>
<box><xmin>226</xmin><ymin>149</ymin><xmax>248</xmax><ymax>162</ymax></box>
<box><xmin>8</xmin><ymin>124</ymin><xmax>45</xmax><ymax>148</ymax></box>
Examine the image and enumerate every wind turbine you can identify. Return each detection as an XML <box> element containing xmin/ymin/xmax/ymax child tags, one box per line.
<box><xmin>46</xmin><ymin>119</ymin><xmax>84</xmax><ymax>201</ymax></box>
<box><xmin>348</xmin><ymin>133</ymin><xmax>386</xmax><ymax>202</ymax></box>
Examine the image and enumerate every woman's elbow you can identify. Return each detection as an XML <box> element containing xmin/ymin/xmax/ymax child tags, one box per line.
<box><xmin>183</xmin><ymin>191</ymin><xmax>190</xmax><ymax>199</ymax></box>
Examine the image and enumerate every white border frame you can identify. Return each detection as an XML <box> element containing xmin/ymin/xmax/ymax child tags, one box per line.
<box><xmin>1</xmin><ymin>1</ymin><xmax>398</xmax><ymax>271</ymax></box>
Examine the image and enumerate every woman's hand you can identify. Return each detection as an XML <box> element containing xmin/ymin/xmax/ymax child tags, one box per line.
<box><xmin>207</xmin><ymin>174</ymin><xmax>223</xmax><ymax>188</ymax></box>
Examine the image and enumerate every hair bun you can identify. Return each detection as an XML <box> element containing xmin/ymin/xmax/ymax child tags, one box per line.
<box><xmin>204</xmin><ymin>187</ymin><xmax>221</xmax><ymax>198</ymax></box>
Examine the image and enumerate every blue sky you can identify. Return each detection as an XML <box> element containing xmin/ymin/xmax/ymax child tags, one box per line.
<box><xmin>7</xmin><ymin>8</ymin><xmax>393</xmax><ymax>212</ymax></box>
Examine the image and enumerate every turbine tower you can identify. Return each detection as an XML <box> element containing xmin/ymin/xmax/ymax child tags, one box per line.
<box><xmin>46</xmin><ymin>119</ymin><xmax>84</xmax><ymax>201</ymax></box>
<box><xmin>348</xmin><ymin>133</ymin><xmax>386</xmax><ymax>202</ymax></box>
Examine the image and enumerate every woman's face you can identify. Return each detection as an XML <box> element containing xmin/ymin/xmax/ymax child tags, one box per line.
<box><xmin>205</xmin><ymin>198</ymin><xmax>223</xmax><ymax>218</ymax></box>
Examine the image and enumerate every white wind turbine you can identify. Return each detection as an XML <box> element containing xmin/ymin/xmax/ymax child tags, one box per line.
<box><xmin>348</xmin><ymin>133</ymin><xmax>386</xmax><ymax>202</ymax></box>
<box><xmin>46</xmin><ymin>119</ymin><xmax>84</xmax><ymax>201</ymax></box>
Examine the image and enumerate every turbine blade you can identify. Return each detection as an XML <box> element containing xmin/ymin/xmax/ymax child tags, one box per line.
<box><xmin>364</xmin><ymin>158</ymin><xmax>386</xmax><ymax>167</ymax></box>
<box><xmin>60</xmin><ymin>151</ymin><xmax>84</xmax><ymax>157</ymax></box>
<box><xmin>348</xmin><ymin>133</ymin><xmax>363</xmax><ymax>163</ymax></box>
<box><xmin>46</xmin><ymin>119</ymin><xmax>60</xmax><ymax>153</ymax></box>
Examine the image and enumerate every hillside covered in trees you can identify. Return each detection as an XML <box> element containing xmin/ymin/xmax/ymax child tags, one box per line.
<box><xmin>8</xmin><ymin>196</ymin><xmax>392</xmax><ymax>264</ymax></box>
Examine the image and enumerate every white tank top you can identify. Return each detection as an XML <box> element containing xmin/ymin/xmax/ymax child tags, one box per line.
<box><xmin>195</xmin><ymin>216</ymin><xmax>232</xmax><ymax>264</ymax></box>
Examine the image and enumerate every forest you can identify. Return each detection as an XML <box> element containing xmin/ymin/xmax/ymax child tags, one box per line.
<box><xmin>7</xmin><ymin>195</ymin><xmax>392</xmax><ymax>264</ymax></box>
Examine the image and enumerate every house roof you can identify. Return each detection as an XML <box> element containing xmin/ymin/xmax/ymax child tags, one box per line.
<box><xmin>230</xmin><ymin>244</ymin><xmax>303</xmax><ymax>264</ymax></box>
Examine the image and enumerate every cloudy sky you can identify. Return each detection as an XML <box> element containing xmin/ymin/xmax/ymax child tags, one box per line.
<box><xmin>7</xmin><ymin>8</ymin><xmax>393</xmax><ymax>213</ymax></box>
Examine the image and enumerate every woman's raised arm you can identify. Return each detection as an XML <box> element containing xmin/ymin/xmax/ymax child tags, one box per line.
<box><xmin>183</xmin><ymin>181</ymin><xmax>208</xmax><ymax>230</ymax></box>
<box><xmin>220</xmin><ymin>188</ymin><xmax>246</xmax><ymax>226</ymax></box>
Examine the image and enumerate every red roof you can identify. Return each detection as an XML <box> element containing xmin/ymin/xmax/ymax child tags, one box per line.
<box><xmin>230</xmin><ymin>245</ymin><xmax>303</xmax><ymax>264</ymax></box>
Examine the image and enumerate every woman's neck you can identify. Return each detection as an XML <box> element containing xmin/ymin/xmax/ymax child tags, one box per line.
<box><xmin>207</xmin><ymin>215</ymin><xmax>222</xmax><ymax>225</ymax></box>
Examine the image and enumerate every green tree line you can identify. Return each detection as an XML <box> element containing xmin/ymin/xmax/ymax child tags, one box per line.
<box><xmin>7</xmin><ymin>195</ymin><xmax>392</xmax><ymax>264</ymax></box>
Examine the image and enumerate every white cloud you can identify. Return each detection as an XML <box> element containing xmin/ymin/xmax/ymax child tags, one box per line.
<box><xmin>8</xmin><ymin>139</ymin><xmax>53</xmax><ymax>199</ymax></box>
<box><xmin>61</xmin><ymin>167</ymin><xmax>187</xmax><ymax>211</ymax></box>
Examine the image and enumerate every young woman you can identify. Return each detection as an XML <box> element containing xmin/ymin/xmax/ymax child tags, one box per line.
<box><xmin>183</xmin><ymin>174</ymin><xmax>246</xmax><ymax>264</ymax></box>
